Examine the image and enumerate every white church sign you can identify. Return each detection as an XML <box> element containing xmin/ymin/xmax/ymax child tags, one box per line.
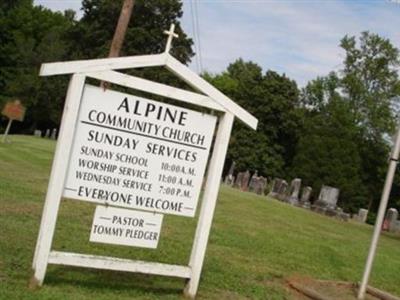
<box><xmin>64</xmin><ymin>84</ymin><xmax>216</xmax><ymax>217</ymax></box>
<box><xmin>31</xmin><ymin>24</ymin><xmax>257</xmax><ymax>298</ymax></box>
<box><xmin>90</xmin><ymin>205</ymin><xmax>163</xmax><ymax>248</ymax></box>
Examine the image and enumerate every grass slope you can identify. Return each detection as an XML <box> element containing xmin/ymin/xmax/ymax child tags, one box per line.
<box><xmin>1</xmin><ymin>135</ymin><xmax>400</xmax><ymax>300</ymax></box>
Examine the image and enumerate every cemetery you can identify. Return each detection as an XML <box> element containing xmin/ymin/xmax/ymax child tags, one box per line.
<box><xmin>1</xmin><ymin>1</ymin><xmax>400</xmax><ymax>299</ymax></box>
<box><xmin>1</xmin><ymin>136</ymin><xmax>400</xmax><ymax>300</ymax></box>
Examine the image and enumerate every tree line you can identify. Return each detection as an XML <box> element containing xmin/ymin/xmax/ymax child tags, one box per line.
<box><xmin>1</xmin><ymin>0</ymin><xmax>400</xmax><ymax>217</ymax></box>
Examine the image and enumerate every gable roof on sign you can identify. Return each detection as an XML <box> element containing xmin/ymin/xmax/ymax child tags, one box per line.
<box><xmin>39</xmin><ymin>53</ymin><xmax>258</xmax><ymax>130</ymax></box>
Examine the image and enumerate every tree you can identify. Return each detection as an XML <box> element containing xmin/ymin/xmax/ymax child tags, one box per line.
<box><xmin>0</xmin><ymin>2</ymin><xmax>73</xmax><ymax>132</ymax></box>
<box><xmin>1</xmin><ymin>0</ymin><xmax>195</xmax><ymax>132</ymax></box>
<box><xmin>67</xmin><ymin>0</ymin><xmax>194</xmax><ymax>63</ymax></box>
<box><xmin>340</xmin><ymin>31</ymin><xmax>400</xmax><ymax>140</ymax></box>
<box><xmin>300</xmin><ymin>72</ymin><xmax>341</xmax><ymax>111</ymax></box>
<box><xmin>292</xmin><ymin>98</ymin><xmax>367</xmax><ymax>212</ymax></box>
<box><xmin>205</xmin><ymin>59</ymin><xmax>301</xmax><ymax>177</ymax></box>
<box><xmin>340</xmin><ymin>32</ymin><xmax>400</xmax><ymax>211</ymax></box>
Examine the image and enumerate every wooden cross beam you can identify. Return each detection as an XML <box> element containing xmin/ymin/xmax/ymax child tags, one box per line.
<box><xmin>164</xmin><ymin>24</ymin><xmax>179</xmax><ymax>53</ymax></box>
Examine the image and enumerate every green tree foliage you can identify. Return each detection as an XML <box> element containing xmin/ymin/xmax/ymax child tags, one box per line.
<box><xmin>294</xmin><ymin>32</ymin><xmax>400</xmax><ymax>213</ymax></box>
<box><xmin>341</xmin><ymin>31</ymin><xmax>400</xmax><ymax>139</ymax></box>
<box><xmin>2</xmin><ymin>1</ymin><xmax>400</xmax><ymax>216</ymax></box>
<box><xmin>66</xmin><ymin>0</ymin><xmax>194</xmax><ymax>89</ymax></box>
<box><xmin>293</xmin><ymin>98</ymin><xmax>367</xmax><ymax>212</ymax></box>
<box><xmin>0</xmin><ymin>1</ymin><xmax>73</xmax><ymax>131</ymax></box>
<box><xmin>69</xmin><ymin>0</ymin><xmax>194</xmax><ymax>63</ymax></box>
<box><xmin>340</xmin><ymin>32</ymin><xmax>400</xmax><ymax>211</ymax></box>
<box><xmin>205</xmin><ymin>59</ymin><xmax>301</xmax><ymax>177</ymax></box>
<box><xmin>0</xmin><ymin>0</ymin><xmax>194</xmax><ymax>132</ymax></box>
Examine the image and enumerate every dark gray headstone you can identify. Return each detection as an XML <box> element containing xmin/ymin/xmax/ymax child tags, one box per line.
<box><xmin>268</xmin><ymin>178</ymin><xmax>284</xmax><ymax>198</ymax></box>
<box><xmin>241</xmin><ymin>170</ymin><xmax>250</xmax><ymax>191</ymax></box>
<box><xmin>300</xmin><ymin>186</ymin><xmax>312</xmax><ymax>208</ymax></box>
<box><xmin>286</xmin><ymin>178</ymin><xmax>301</xmax><ymax>205</ymax></box>
<box><xmin>45</xmin><ymin>129</ymin><xmax>51</xmax><ymax>138</ymax></box>
<box><xmin>248</xmin><ymin>171</ymin><xmax>259</xmax><ymax>192</ymax></box>
<box><xmin>385</xmin><ymin>208</ymin><xmax>399</xmax><ymax>232</ymax></box>
<box><xmin>277</xmin><ymin>180</ymin><xmax>288</xmax><ymax>201</ymax></box>
<box><xmin>300</xmin><ymin>186</ymin><xmax>312</xmax><ymax>203</ymax></box>
<box><xmin>228</xmin><ymin>161</ymin><xmax>236</xmax><ymax>176</ymax></box>
<box><xmin>234</xmin><ymin>172</ymin><xmax>244</xmax><ymax>189</ymax></box>
<box><xmin>255</xmin><ymin>176</ymin><xmax>267</xmax><ymax>195</ymax></box>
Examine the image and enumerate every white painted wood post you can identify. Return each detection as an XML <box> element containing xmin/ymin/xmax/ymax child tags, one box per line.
<box><xmin>357</xmin><ymin>127</ymin><xmax>400</xmax><ymax>299</ymax></box>
<box><xmin>2</xmin><ymin>119</ymin><xmax>12</xmax><ymax>143</ymax></box>
<box><xmin>31</xmin><ymin>74</ymin><xmax>86</xmax><ymax>285</ymax></box>
<box><xmin>184</xmin><ymin>112</ymin><xmax>234</xmax><ymax>298</ymax></box>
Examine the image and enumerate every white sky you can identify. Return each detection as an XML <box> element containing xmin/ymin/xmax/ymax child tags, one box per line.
<box><xmin>34</xmin><ymin>0</ymin><xmax>400</xmax><ymax>87</ymax></box>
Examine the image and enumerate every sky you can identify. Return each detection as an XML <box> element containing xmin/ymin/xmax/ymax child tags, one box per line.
<box><xmin>34</xmin><ymin>0</ymin><xmax>400</xmax><ymax>87</ymax></box>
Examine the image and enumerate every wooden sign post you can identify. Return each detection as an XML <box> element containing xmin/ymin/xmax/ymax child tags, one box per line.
<box><xmin>31</xmin><ymin>25</ymin><xmax>257</xmax><ymax>298</ymax></box>
<box><xmin>1</xmin><ymin>100</ymin><xmax>26</xmax><ymax>143</ymax></box>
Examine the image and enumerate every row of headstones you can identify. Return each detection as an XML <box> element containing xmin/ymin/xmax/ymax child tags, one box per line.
<box><xmin>225</xmin><ymin>169</ymin><xmax>268</xmax><ymax>195</ymax></box>
<box><xmin>351</xmin><ymin>207</ymin><xmax>400</xmax><ymax>228</ymax></box>
<box><xmin>225</xmin><ymin>167</ymin><xmax>384</xmax><ymax>225</ymax></box>
<box><xmin>268</xmin><ymin>178</ymin><xmax>351</xmax><ymax>221</ymax></box>
<box><xmin>34</xmin><ymin>128</ymin><xmax>57</xmax><ymax>139</ymax></box>
<box><xmin>223</xmin><ymin>162</ymin><xmax>368</xmax><ymax>223</ymax></box>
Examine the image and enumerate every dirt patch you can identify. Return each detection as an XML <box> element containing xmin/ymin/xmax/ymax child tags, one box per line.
<box><xmin>286</xmin><ymin>277</ymin><xmax>398</xmax><ymax>300</ymax></box>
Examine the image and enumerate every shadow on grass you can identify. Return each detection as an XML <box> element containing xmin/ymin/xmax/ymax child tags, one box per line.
<box><xmin>45</xmin><ymin>266</ymin><xmax>186</xmax><ymax>297</ymax></box>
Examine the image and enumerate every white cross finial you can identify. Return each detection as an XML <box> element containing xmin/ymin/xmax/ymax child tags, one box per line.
<box><xmin>164</xmin><ymin>24</ymin><xmax>179</xmax><ymax>53</ymax></box>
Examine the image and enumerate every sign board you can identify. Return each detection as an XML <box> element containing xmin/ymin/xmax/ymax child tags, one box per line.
<box><xmin>90</xmin><ymin>205</ymin><xmax>163</xmax><ymax>249</ymax></box>
<box><xmin>2</xmin><ymin>100</ymin><xmax>26</xmax><ymax>121</ymax></box>
<box><xmin>32</xmin><ymin>40</ymin><xmax>257</xmax><ymax>299</ymax></box>
<box><xmin>63</xmin><ymin>85</ymin><xmax>217</xmax><ymax>217</ymax></box>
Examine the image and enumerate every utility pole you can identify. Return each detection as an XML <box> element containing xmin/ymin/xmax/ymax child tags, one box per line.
<box><xmin>102</xmin><ymin>0</ymin><xmax>135</xmax><ymax>88</ymax></box>
<box><xmin>109</xmin><ymin>0</ymin><xmax>135</xmax><ymax>58</ymax></box>
<box><xmin>358</xmin><ymin>126</ymin><xmax>400</xmax><ymax>299</ymax></box>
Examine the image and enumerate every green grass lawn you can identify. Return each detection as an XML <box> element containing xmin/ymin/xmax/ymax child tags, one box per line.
<box><xmin>1</xmin><ymin>135</ymin><xmax>400</xmax><ymax>300</ymax></box>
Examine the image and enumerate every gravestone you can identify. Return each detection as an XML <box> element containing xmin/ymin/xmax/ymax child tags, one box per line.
<box><xmin>286</xmin><ymin>178</ymin><xmax>301</xmax><ymax>205</ymax></box>
<box><xmin>248</xmin><ymin>171</ymin><xmax>259</xmax><ymax>192</ymax></box>
<box><xmin>268</xmin><ymin>178</ymin><xmax>283</xmax><ymax>198</ymax></box>
<box><xmin>277</xmin><ymin>180</ymin><xmax>288</xmax><ymax>201</ymax></box>
<box><xmin>383</xmin><ymin>208</ymin><xmax>398</xmax><ymax>232</ymax></box>
<box><xmin>300</xmin><ymin>186</ymin><xmax>312</xmax><ymax>208</ymax></box>
<box><xmin>45</xmin><ymin>129</ymin><xmax>50</xmax><ymax>138</ymax></box>
<box><xmin>51</xmin><ymin>128</ymin><xmax>57</xmax><ymax>139</ymax></box>
<box><xmin>234</xmin><ymin>172</ymin><xmax>244</xmax><ymax>189</ymax></box>
<box><xmin>241</xmin><ymin>170</ymin><xmax>250</xmax><ymax>191</ymax></box>
<box><xmin>230</xmin><ymin>175</ymin><xmax>235</xmax><ymax>186</ymax></box>
<box><xmin>255</xmin><ymin>176</ymin><xmax>267</xmax><ymax>195</ymax></box>
<box><xmin>314</xmin><ymin>185</ymin><xmax>339</xmax><ymax>210</ymax></box>
<box><xmin>228</xmin><ymin>161</ymin><xmax>236</xmax><ymax>177</ymax></box>
<box><xmin>34</xmin><ymin>130</ymin><xmax>42</xmax><ymax>137</ymax></box>
<box><xmin>358</xmin><ymin>208</ymin><xmax>368</xmax><ymax>223</ymax></box>
<box><xmin>224</xmin><ymin>161</ymin><xmax>236</xmax><ymax>185</ymax></box>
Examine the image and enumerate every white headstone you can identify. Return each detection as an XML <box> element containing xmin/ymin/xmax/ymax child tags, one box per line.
<box><xmin>51</xmin><ymin>128</ymin><xmax>57</xmax><ymax>139</ymax></box>
<box><xmin>34</xmin><ymin>130</ymin><xmax>42</xmax><ymax>137</ymax></box>
<box><xmin>315</xmin><ymin>185</ymin><xmax>339</xmax><ymax>209</ymax></box>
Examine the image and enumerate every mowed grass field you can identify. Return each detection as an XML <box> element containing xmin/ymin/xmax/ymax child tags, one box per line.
<box><xmin>1</xmin><ymin>135</ymin><xmax>400</xmax><ymax>300</ymax></box>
